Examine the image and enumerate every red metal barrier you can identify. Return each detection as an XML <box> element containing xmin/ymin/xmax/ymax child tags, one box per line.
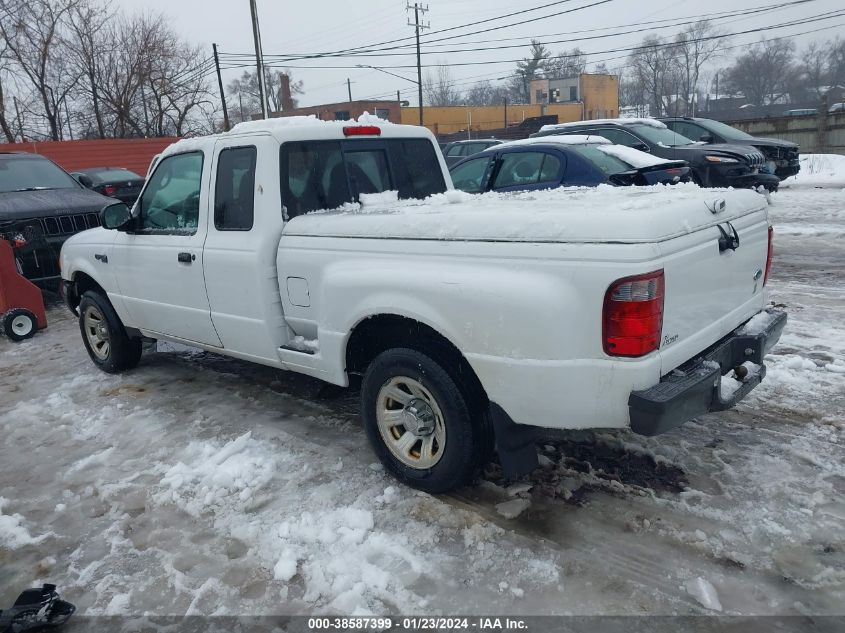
<box><xmin>0</xmin><ymin>137</ymin><xmax>179</xmax><ymax>176</ymax></box>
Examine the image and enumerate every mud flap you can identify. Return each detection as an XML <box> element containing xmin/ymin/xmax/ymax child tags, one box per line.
<box><xmin>490</xmin><ymin>403</ymin><xmax>539</xmax><ymax>478</ymax></box>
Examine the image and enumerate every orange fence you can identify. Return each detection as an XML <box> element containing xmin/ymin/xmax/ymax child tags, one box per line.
<box><xmin>0</xmin><ymin>137</ymin><xmax>179</xmax><ymax>176</ymax></box>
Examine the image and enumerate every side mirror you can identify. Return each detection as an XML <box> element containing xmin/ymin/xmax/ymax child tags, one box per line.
<box><xmin>699</xmin><ymin>134</ymin><xmax>714</xmax><ymax>143</ymax></box>
<box><xmin>100</xmin><ymin>202</ymin><xmax>132</xmax><ymax>231</ymax></box>
<box><xmin>633</xmin><ymin>142</ymin><xmax>650</xmax><ymax>153</ymax></box>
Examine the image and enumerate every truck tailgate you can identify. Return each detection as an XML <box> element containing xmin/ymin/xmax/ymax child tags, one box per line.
<box><xmin>657</xmin><ymin>203</ymin><xmax>771</xmax><ymax>376</ymax></box>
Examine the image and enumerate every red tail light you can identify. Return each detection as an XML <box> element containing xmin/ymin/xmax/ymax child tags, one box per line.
<box><xmin>103</xmin><ymin>184</ymin><xmax>117</xmax><ymax>196</ymax></box>
<box><xmin>764</xmin><ymin>225</ymin><xmax>774</xmax><ymax>286</ymax></box>
<box><xmin>603</xmin><ymin>270</ymin><xmax>665</xmax><ymax>357</ymax></box>
<box><xmin>343</xmin><ymin>125</ymin><xmax>381</xmax><ymax>136</ymax></box>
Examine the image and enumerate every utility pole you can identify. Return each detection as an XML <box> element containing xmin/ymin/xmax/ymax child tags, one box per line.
<box><xmin>64</xmin><ymin>98</ymin><xmax>73</xmax><ymax>140</ymax></box>
<box><xmin>249</xmin><ymin>0</ymin><xmax>268</xmax><ymax>119</ymax></box>
<box><xmin>347</xmin><ymin>78</ymin><xmax>352</xmax><ymax>103</ymax></box>
<box><xmin>407</xmin><ymin>3</ymin><xmax>429</xmax><ymax>127</ymax></box>
<box><xmin>503</xmin><ymin>97</ymin><xmax>508</xmax><ymax>129</ymax></box>
<box><xmin>13</xmin><ymin>97</ymin><xmax>24</xmax><ymax>142</ymax></box>
<box><xmin>213</xmin><ymin>43</ymin><xmax>231</xmax><ymax>131</ymax></box>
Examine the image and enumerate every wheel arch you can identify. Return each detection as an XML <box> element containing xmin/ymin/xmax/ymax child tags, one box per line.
<box><xmin>345</xmin><ymin>312</ymin><xmax>488</xmax><ymax>408</ymax></box>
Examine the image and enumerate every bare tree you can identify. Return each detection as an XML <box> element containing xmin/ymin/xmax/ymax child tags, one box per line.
<box><xmin>627</xmin><ymin>36</ymin><xmax>682</xmax><ymax>116</ymax></box>
<box><xmin>464</xmin><ymin>80</ymin><xmax>509</xmax><ymax>106</ymax></box>
<box><xmin>544</xmin><ymin>47</ymin><xmax>586</xmax><ymax>79</ymax></box>
<box><xmin>0</xmin><ymin>27</ymin><xmax>16</xmax><ymax>141</ymax></box>
<box><xmin>424</xmin><ymin>65</ymin><xmax>462</xmax><ymax>107</ymax></box>
<box><xmin>66</xmin><ymin>0</ymin><xmax>112</xmax><ymax>138</ymax></box>
<box><xmin>673</xmin><ymin>21</ymin><xmax>727</xmax><ymax>115</ymax></box>
<box><xmin>226</xmin><ymin>69</ymin><xmax>303</xmax><ymax>122</ymax></box>
<box><xmin>0</xmin><ymin>0</ymin><xmax>83</xmax><ymax>140</ymax></box>
<box><xmin>724</xmin><ymin>38</ymin><xmax>796</xmax><ymax>106</ymax></box>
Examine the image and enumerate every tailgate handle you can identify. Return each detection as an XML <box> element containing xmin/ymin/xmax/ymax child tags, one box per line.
<box><xmin>717</xmin><ymin>222</ymin><xmax>740</xmax><ymax>252</ymax></box>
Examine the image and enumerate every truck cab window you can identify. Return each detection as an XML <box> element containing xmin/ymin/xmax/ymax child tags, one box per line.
<box><xmin>281</xmin><ymin>139</ymin><xmax>446</xmax><ymax>217</ymax></box>
<box><xmin>214</xmin><ymin>146</ymin><xmax>257</xmax><ymax>231</ymax></box>
<box><xmin>139</xmin><ymin>152</ymin><xmax>203</xmax><ymax>234</ymax></box>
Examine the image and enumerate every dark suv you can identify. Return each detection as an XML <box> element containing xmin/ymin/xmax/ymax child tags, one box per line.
<box><xmin>659</xmin><ymin>116</ymin><xmax>800</xmax><ymax>180</ymax></box>
<box><xmin>0</xmin><ymin>152</ymin><xmax>112</xmax><ymax>286</ymax></box>
<box><xmin>532</xmin><ymin>119</ymin><xmax>780</xmax><ymax>191</ymax></box>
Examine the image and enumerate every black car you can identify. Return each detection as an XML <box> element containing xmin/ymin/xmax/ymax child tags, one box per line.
<box><xmin>449</xmin><ymin>137</ymin><xmax>690</xmax><ymax>194</ymax></box>
<box><xmin>532</xmin><ymin>119</ymin><xmax>780</xmax><ymax>191</ymax></box>
<box><xmin>659</xmin><ymin>116</ymin><xmax>800</xmax><ymax>180</ymax></box>
<box><xmin>71</xmin><ymin>166</ymin><xmax>145</xmax><ymax>205</ymax></box>
<box><xmin>441</xmin><ymin>139</ymin><xmax>503</xmax><ymax>167</ymax></box>
<box><xmin>0</xmin><ymin>152</ymin><xmax>112</xmax><ymax>286</ymax></box>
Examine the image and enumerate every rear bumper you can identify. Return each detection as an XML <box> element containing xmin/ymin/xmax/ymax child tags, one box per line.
<box><xmin>628</xmin><ymin>309</ymin><xmax>787</xmax><ymax>436</ymax></box>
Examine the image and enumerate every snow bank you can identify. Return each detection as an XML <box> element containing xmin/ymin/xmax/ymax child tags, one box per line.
<box><xmin>781</xmin><ymin>154</ymin><xmax>845</xmax><ymax>188</ymax></box>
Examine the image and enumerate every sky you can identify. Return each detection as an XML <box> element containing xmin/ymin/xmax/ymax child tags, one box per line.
<box><xmin>115</xmin><ymin>0</ymin><xmax>845</xmax><ymax>108</ymax></box>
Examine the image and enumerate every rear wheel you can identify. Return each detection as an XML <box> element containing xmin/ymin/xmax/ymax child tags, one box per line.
<box><xmin>2</xmin><ymin>309</ymin><xmax>37</xmax><ymax>342</ymax></box>
<box><xmin>361</xmin><ymin>347</ymin><xmax>490</xmax><ymax>493</ymax></box>
<box><xmin>79</xmin><ymin>291</ymin><xmax>142</xmax><ymax>373</ymax></box>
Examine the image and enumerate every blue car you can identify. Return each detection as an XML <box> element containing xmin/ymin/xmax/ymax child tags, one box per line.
<box><xmin>449</xmin><ymin>136</ymin><xmax>690</xmax><ymax>194</ymax></box>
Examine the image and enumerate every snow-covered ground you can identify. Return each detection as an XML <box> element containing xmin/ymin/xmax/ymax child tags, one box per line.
<box><xmin>1</xmin><ymin>188</ymin><xmax>843</xmax><ymax>620</ymax></box>
<box><xmin>781</xmin><ymin>154</ymin><xmax>845</xmax><ymax>189</ymax></box>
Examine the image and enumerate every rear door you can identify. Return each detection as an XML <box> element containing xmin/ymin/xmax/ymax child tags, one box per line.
<box><xmin>489</xmin><ymin>149</ymin><xmax>564</xmax><ymax>193</ymax></box>
<box><xmin>111</xmin><ymin>150</ymin><xmax>221</xmax><ymax>346</ymax></box>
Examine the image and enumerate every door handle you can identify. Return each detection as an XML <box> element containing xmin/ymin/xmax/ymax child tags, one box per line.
<box><xmin>177</xmin><ymin>252</ymin><xmax>195</xmax><ymax>263</ymax></box>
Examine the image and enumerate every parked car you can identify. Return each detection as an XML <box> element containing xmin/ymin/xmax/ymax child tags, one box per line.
<box><xmin>660</xmin><ymin>116</ymin><xmax>800</xmax><ymax>179</ymax></box>
<box><xmin>71</xmin><ymin>167</ymin><xmax>145</xmax><ymax>205</ymax></box>
<box><xmin>783</xmin><ymin>108</ymin><xmax>817</xmax><ymax>116</ymax></box>
<box><xmin>449</xmin><ymin>135</ymin><xmax>690</xmax><ymax>194</ymax></box>
<box><xmin>60</xmin><ymin>118</ymin><xmax>785</xmax><ymax>493</ymax></box>
<box><xmin>0</xmin><ymin>152</ymin><xmax>112</xmax><ymax>286</ymax></box>
<box><xmin>441</xmin><ymin>139</ymin><xmax>503</xmax><ymax>167</ymax></box>
<box><xmin>532</xmin><ymin>118</ymin><xmax>780</xmax><ymax>191</ymax></box>
<box><xmin>829</xmin><ymin>102</ymin><xmax>845</xmax><ymax>113</ymax></box>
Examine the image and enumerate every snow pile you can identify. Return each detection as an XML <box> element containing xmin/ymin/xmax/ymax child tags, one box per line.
<box><xmin>287</xmin><ymin>336</ymin><xmax>319</xmax><ymax>353</ymax></box>
<box><xmin>596</xmin><ymin>144</ymin><xmax>676</xmax><ymax>168</ymax></box>
<box><xmin>499</xmin><ymin>135</ymin><xmax>610</xmax><ymax>148</ymax></box>
<box><xmin>540</xmin><ymin>117</ymin><xmax>666</xmax><ymax>132</ymax></box>
<box><xmin>0</xmin><ymin>497</ymin><xmax>49</xmax><ymax>549</ymax></box>
<box><xmin>738</xmin><ymin>309</ymin><xmax>781</xmax><ymax>335</ymax></box>
<box><xmin>229</xmin><ymin>112</ymin><xmax>393</xmax><ymax>136</ymax></box>
<box><xmin>684</xmin><ymin>577</ymin><xmax>723</xmax><ymax>611</ymax></box>
<box><xmin>781</xmin><ymin>154</ymin><xmax>845</xmax><ymax>188</ymax></box>
<box><xmin>718</xmin><ymin>362</ymin><xmax>761</xmax><ymax>401</ymax></box>
<box><xmin>156</xmin><ymin>432</ymin><xmax>276</xmax><ymax>516</ymax></box>
<box><xmin>359</xmin><ymin>190</ymin><xmax>399</xmax><ymax>206</ymax></box>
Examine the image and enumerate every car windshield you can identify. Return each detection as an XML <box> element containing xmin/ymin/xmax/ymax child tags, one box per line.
<box><xmin>698</xmin><ymin>119</ymin><xmax>754</xmax><ymax>141</ymax></box>
<box><xmin>570</xmin><ymin>146</ymin><xmax>633</xmax><ymax>175</ymax></box>
<box><xmin>88</xmin><ymin>168</ymin><xmax>142</xmax><ymax>181</ymax></box>
<box><xmin>629</xmin><ymin>124</ymin><xmax>695</xmax><ymax>147</ymax></box>
<box><xmin>0</xmin><ymin>155</ymin><xmax>79</xmax><ymax>193</ymax></box>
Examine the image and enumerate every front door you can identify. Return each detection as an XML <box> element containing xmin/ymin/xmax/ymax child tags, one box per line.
<box><xmin>111</xmin><ymin>150</ymin><xmax>221</xmax><ymax>346</ymax></box>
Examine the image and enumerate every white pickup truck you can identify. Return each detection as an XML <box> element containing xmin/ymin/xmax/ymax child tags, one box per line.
<box><xmin>59</xmin><ymin>116</ymin><xmax>786</xmax><ymax>493</ymax></box>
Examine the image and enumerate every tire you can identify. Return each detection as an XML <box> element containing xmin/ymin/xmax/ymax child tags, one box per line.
<box><xmin>78</xmin><ymin>290</ymin><xmax>142</xmax><ymax>373</ymax></box>
<box><xmin>2</xmin><ymin>308</ymin><xmax>37</xmax><ymax>342</ymax></box>
<box><xmin>361</xmin><ymin>347</ymin><xmax>490</xmax><ymax>493</ymax></box>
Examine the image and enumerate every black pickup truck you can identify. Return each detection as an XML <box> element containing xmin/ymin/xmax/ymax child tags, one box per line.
<box><xmin>0</xmin><ymin>152</ymin><xmax>112</xmax><ymax>287</ymax></box>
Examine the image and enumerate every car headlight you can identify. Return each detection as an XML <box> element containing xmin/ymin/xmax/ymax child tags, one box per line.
<box><xmin>705</xmin><ymin>155</ymin><xmax>740</xmax><ymax>164</ymax></box>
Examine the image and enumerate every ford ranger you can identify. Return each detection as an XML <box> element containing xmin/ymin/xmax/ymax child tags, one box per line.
<box><xmin>59</xmin><ymin>116</ymin><xmax>786</xmax><ymax>493</ymax></box>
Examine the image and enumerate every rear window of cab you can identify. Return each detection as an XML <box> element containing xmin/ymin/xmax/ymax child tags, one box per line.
<box><xmin>280</xmin><ymin>138</ymin><xmax>446</xmax><ymax>218</ymax></box>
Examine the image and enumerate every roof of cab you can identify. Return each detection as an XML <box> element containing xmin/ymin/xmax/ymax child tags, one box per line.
<box><xmin>160</xmin><ymin>113</ymin><xmax>435</xmax><ymax>158</ymax></box>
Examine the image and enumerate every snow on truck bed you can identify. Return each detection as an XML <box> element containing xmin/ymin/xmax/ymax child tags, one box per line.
<box><xmin>284</xmin><ymin>183</ymin><xmax>767</xmax><ymax>243</ymax></box>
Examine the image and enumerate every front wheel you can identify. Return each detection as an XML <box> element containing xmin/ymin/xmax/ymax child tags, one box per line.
<box><xmin>79</xmin><ymin>291</ymin><xmax>142</xmax><ymax>373</ymax></box>
<box><xmin>361</xmin><ymin>348</ymin><xmax>489</xmax><ymax>493</ymax></box>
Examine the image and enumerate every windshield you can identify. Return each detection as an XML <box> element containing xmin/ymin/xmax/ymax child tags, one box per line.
<box><xmin>88</xmin><ymin>168</ymin><xmax>142</xmax><ymax>181</ymax></box>
<box><xmin>570</xmin><ymin>146</ymin><xmax>632</xmax><ymax>175</ymax></box>
<box><xmin>629</xmin><ymin>124</ymin><xmax>695</xmax><ymax>147</ymax></box>
<box><xmin>698</xmin><ymin>119</ymin><xmax>754</xmax><ymax>141</ymax></box>
<box><xmin>0</xmin><ymin>155</ymin><xmax>79</xmax><ymax>193</ymax></box>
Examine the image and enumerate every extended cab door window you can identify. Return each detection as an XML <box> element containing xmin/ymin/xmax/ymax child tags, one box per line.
<box><xmin>492</xmin><ymin>151</ymin><xmax>562</xmax><ymax>190</ymax></box>
<box><xmin>214</xmin><ymin>146</ymin><xmax>257</xmax><ymax>231</ymax></box>
<box><xmin>449</xmin><ymin>156</ymin><xmax>493</xmax><ymax>193</ymax></box>
<box><xmin>138</xmin><ymin>152</ymin><xmax>203</xmax><ymax>234</ymax></box>
<box><xmin>280</xmin><ymin>139</ymin><xmax>446</xmax><ymax>217</ymax></box>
